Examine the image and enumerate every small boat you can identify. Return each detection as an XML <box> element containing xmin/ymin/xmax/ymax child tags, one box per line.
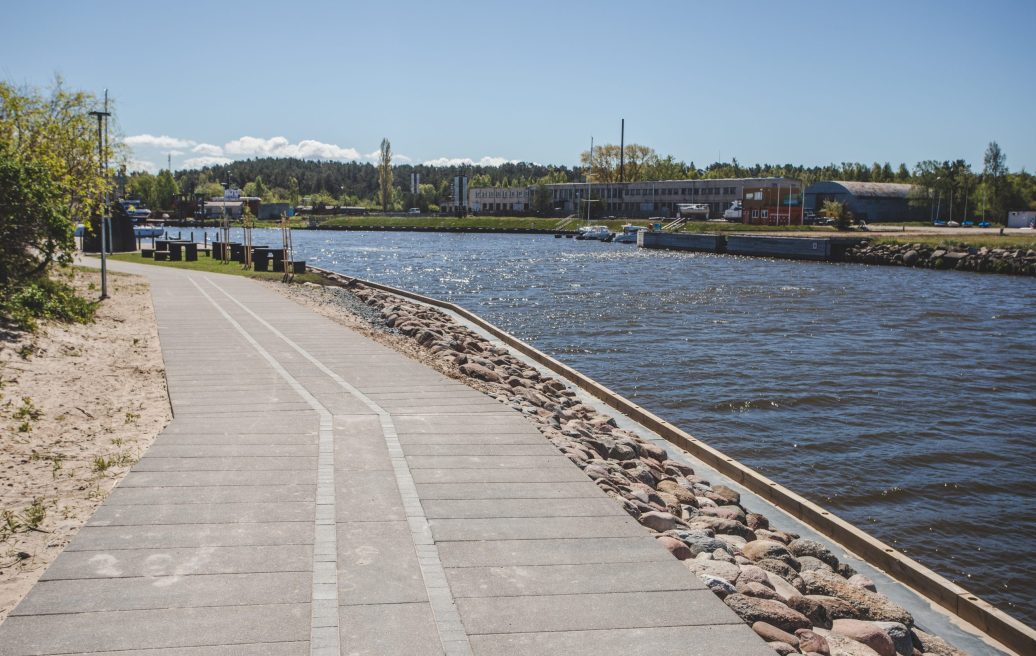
<box><xmin>119</xmin><ymin>199</ymin><xmax>152</xmax><ymax>222</ymax></box>
<box><xmin>613</xmin><ymin>224</ymin><xmax>643</xmax><ymax>244</ymax></box>
<box><xmin>134</xmin><ymin>224</ymin><xmax>165</xmax><ymax>238</ymax></box>
<box><xmin>575</xmin><ymin>225</ymin><xmax>612</xmax><ymax>241</ymax></box>
<box><xmin>947</xmin><ymin>220</ymin><xmax>961</xmax><ymax>227</ymax></box>
<box><xmin>722</xmin><ymin>200</ymin><xmax>743</xmax><ymax>221</ymax></box>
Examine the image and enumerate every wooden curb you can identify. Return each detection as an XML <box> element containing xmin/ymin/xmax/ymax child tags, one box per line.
<box><xmin>310</xmin><ymin>266</ymin><xmax>1034</xmax><ymax>656</ymax></box>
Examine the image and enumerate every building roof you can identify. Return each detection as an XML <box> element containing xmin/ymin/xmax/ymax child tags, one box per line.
<box><xmin>811</xmin><ymin>181</ymin><xmax>914</xmax><ymax>198</ymax></box>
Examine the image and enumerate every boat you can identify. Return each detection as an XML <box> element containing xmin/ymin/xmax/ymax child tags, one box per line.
<box><xmin>576</xmin><ymin>225</ymin><xmax>612</xmax><ymax>241</ymax></box>
<box><xmin>119</xmin><ymin>199</ymin><xmax>152</xmax><ymax>222</ymax></box>
<box><xmin>723</xmin><ymin>200</ymin><xmax>743</xmax><ymax>221</ymax></box>
<box><xmin>134</xmin><ymin>224</ymin><xmax>165</xmax><ymax>238</ymax></box>
<box><xmin>613</xmin><ymin>224</ymin><xmax>643</xmax><ymax>244</ymax></box>
<box><xmin>677</xmin><ymin>203</ymin><xmax>711</xmax><ymax>220</ymax></box>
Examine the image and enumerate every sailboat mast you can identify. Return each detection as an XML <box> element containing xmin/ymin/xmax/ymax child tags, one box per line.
<box><xmin>586</xmin><ymin>136</ymin><xmax>593</xmax><ymax>223</ymax></box>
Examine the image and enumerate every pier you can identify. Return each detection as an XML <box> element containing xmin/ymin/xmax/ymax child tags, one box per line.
<box><xmin>638</xmin><ymin>231</ymin><xmax>867</xmax><ymax>261</ymax></box>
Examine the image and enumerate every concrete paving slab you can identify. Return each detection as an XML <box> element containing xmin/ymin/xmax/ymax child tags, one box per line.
<box><xmin>397</xmin><ymin>433</ymin><xmax>546</xmax><ymax>445</ymax></box>
<box><xmin>336</xmin><ymin>521</ymin><xmax>427</xmax><ymax>605</ymax></box>
<box><xmin>415</xmin><ymin>481</ymin><xmax>603</xmax><ymax>500</ymax></box>
<box><xmin>117</xmin><ymin>470</ymin><xmax>317</xmax><ymax>487</ymax></box>
<box><xmin>12</xmin><ymin>572</ymin><xmax>310</xmax><ymax>615</ymax></box>
<box><xmin>403</xmin><ymin>443</ymin><xmax>560</xmax><ymax>456</ymax></box>
<box><xmin>445</xmin><ymin>560</ymin><xmax>702</xmax><ymax>598</ymax></box>
<box><xmin>405</xmin><ymin>455</ymin><xmax>573</xmax><ymax>470</ymax></box>
<box><xmin>67</xmin><ymin>522</ymin><xmax>313</xmax><ymax>551</ymax></box>
<box><xmin>0</xmin><ymin>603</ymin><xmax>309</xmax><ymax>654</ymax></box>
<box><xmin>335</xmin><ymin>470</ymin><xmax>405</xmax><ymax>522</ymax></box>
<box><xmin>338</xmin><ymin>602</ymin><xmax>443</xmax><ymax>656</ymax></box>
<box><xmin>437</xmin><ymin>537</ymin><xmax>673</xmax><ymax>568</ymax></box>
<box><xmin>467</xmin><ymin>624</ymin><xmax>774</xmax><ymax>656</ymax></box>
<box><xmin>69</xmin><ymin>643</ymin><xmax>309</xmax><ymax>656</ymax></box>
<box><xmin>89</xmin><ymin>501</ymin><xmax>313</xmax><ymax>526</ymax></box>
<box><xmin>428</xmin><ymin>516</ymin><xmax>648</xmax><ymax>541</ymax></box>
<box><xmin>411</xmin><ymin>467</ymin><xmax>589</xmax><ymax>484</ymax></box>
<box><xmin>131</xmin><ymin>456</ymin><xmax>317</xmax><ymax>472</ymax></box>
<box><xmin>40</xmin><ymin>545</ymin><xmax>312</xmax><ymax>581</ymax></box>
<box><xmin>422</xmin><ymin>497</ymin><xmax>626</xmax><ymax>519</ymax></box>
<box><xmin>144</xmin><ymin>444</ymin><xmax>319</xmax><ymax>458</ymax></box>
<box><xmin>456</xmin><ymin>589</ymin><xmax>737</xmax><ymax>635</ymax></box>
<box><xmin>105</xmin><ymin>484</ymin><xmax>316</xmax><ymax>505</ymax></box>
<box><xmin>153</xmin><ymin>432</ymin><xmax>318</xmax><ymax>445</ymax></box>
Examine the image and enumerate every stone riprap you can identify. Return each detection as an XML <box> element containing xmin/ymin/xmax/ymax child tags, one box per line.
<box><xmin>846</xmin><ymin>241</ymin><xmax>1036</xmax><ymax>276</ymax></box>
<box><xmin>300</xmin><ymin>278</ymin><xmax>971</xmax><ymax>656</ymax></box>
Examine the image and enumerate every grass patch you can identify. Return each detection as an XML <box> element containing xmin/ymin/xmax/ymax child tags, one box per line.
<box><xmin>107</xmin><ymin>253</ymin><xmax>325</xmax><ymax>284</ymax></box>
<box><xmin>870</xmin><ymin>234</ymin><xmax>1036</xmax><ymax>250</ymax></box>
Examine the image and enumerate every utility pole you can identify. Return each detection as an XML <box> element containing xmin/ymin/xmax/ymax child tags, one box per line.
<box><xmin>89</xmin><ymin>94</ymin><xmax>111</xmax><ymax>300</ymax></box>
<box><xmin>619</xmin><ymin>118</ymin><xmax>625</xmax><ymax>183</ymax></box>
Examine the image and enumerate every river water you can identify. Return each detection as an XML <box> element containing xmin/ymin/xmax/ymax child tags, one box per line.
<box><xmin>227</xmin><ymin>228</ymin><xmax>1036</xmax><ymax>624</ymax></box>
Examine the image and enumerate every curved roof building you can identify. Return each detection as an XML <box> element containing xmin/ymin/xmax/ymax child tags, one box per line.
<box><xmin>805</xmin><ymin>180</ymin><xmax>918</xmax><ymax>222</ymax></box>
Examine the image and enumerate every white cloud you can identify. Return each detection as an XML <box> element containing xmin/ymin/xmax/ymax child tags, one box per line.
<box><xmin>422</xmin><ymin>156</ymin><xmax>517</xmax><ymax>167</ymax></box>
<box><xmin>223</xmin><ymin>136</ymin><xmax>360</xmax><ymax>161</ymax></box>
<box><xmin>167</xmin><ymin>150</ymin><xmax>184</xmax><ymax>156</ymax></box>
<box><xmin>192</xmin><ymin>143</ymin><xmax>224</xmax><ymax>156</ymax></box>
<box><xmin>127</xmin><ymin>159</ymin><xmax>158</xmax><ymax>173</ymax></box>
<box><xmin>182</xmin><ymin>155</ymin><xmax>233</xmax><ymax>169</ymax></box>
<box><xmin>123</xmin><ymin>134</ymin><xmax>195</xmax><ymax>149</ymax></box>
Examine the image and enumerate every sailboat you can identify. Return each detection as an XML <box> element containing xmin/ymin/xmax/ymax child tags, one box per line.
<box><xmin>576</xmin><ymin>136</ymin><xmax>613</xmax><ymax>241</ymax></box>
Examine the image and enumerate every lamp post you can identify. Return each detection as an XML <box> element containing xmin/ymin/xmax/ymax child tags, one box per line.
<box><xmin>88</xmin><ymin>108</ymin><xmax>111</xmax><ymax>300</ymax></box>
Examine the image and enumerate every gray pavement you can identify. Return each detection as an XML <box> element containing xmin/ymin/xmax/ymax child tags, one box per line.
<box><xmin>0</xmin><ymin>262</ymin><xmax>774</xmax><ymax>656</ymax></box>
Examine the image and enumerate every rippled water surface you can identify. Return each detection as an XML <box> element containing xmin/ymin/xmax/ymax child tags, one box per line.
<box><xmin>241</xmin><ymin>228</ymin><xmax>1036</xmax><ymax>623</ymax></box>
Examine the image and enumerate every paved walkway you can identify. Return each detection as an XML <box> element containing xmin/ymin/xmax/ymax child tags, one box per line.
<box><xmin>0</xmin><ymin>263</ymin><xmax>773</xmax><ymax>656</ymax></box>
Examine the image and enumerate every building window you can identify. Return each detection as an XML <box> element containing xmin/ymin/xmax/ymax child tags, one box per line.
<box><xmin>761</xmin><ymin>209</ymin><xmax>768</xmax><ymax>219</ymax></box>
<box><xmin>751</xmin><ymin>209</ymin><xmax>759</xmax><ymax>219</ymax></box>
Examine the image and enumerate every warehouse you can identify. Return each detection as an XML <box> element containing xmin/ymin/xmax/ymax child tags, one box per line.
<box><xmin>804</xmin><ymin>181</ymin><xmax>915</xmax><ymax>222</ymax></box>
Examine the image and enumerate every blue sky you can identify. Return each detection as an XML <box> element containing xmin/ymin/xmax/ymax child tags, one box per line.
<box><xmin>2</xmin><ymin>0</ymin><xmax>1033</xmax><ymax>173</ymax></box>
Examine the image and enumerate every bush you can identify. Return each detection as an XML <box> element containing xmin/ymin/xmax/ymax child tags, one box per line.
<box><xmin>0</xmin><ymin>273</ymin><xmax>95</xmax><ymax>332</ymax></box>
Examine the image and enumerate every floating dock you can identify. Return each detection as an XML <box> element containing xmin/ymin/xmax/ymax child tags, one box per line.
<box><xmin>639</xmin><ymin>231</ymin><xmax>867</xmax><ymax>261</ymax></box>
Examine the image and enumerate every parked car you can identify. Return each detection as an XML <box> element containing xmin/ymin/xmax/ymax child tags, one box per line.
<box><xmin>978</xmin><ymin>221</ymin><xmax>991</xmax><ymax>227</ymax></box>
<box><xmin>407</xmin><ymin>208</ymin><xmax>421</xmax><ymax>215</ymax></box>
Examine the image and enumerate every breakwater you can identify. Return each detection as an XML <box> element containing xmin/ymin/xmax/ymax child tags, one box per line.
<box><xmin>306</xmin><ymin>224</ymin><xmax>578</xmax><ymax>235</ymax></box>
<box><xmin>299</xmin><ymin>270</ymin><xmax>1033</xmax><ymax>654</ymax></box>
<box><xmin>639</xmin><ymin>231</ymin><xmax>867</xmax><ymax>261</ymax></box>
<box><xmin>845</xmin><ymin>241</ymin><xmax>1036</xmax><ymax>276</ymax></box>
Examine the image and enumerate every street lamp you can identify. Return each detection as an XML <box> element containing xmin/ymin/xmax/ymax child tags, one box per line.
<box><xmin>88</xmin><ymin>108</ymin><xmax>111</xmax><ymax>300</ymax></box>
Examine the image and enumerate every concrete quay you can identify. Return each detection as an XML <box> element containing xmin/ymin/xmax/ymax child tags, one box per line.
<box><xmin>0</xmin><ymin>262</ymin><xmax>774</xmax><ymax>655</ymax></box>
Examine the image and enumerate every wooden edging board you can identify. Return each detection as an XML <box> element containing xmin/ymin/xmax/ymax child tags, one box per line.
<box><xmin>311</xmin><ymin>266</ymin><xmax>1034</xmax><ymax>656</ymax></box>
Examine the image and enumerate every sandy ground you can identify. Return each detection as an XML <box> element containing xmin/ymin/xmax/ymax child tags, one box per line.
<box><xmin>0</xmin><ymin>268</ymin><xmax>170</xmax><ymax>622</ymax></box>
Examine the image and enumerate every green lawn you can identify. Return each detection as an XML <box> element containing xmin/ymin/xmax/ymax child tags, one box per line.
<box><xmin>107</xmin><ymin>253</ymin><xmax>325</xmax><ymax>283</ymax></box>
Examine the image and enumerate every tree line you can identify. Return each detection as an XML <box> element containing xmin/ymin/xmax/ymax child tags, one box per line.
<box><xmin>113</xmin><ymin>134</ymin><xmax>1036</xmax><ymax>221</ymax></box>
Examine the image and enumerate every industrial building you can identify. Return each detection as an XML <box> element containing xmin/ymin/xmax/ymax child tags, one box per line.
<box><xmin>804</xmin><ymin>181</ymin><xmax>915</xmax><ymax>222</ymax></box>
<box><xmin>468</xmin><ymin>177</ymin><xmax>803</xmax><ymax>219</ymax></box>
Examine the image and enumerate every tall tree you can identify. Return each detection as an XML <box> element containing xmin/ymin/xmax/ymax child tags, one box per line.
<box><xmin>0</xmin><ymin>80</ymin><xmax>111</xmax><ymax>287</ymax></box>
<box><xmin>378</xmin><ymin>138</ymin><xmax>393</xmax><ymax>212</ymax></box>
<box><xmin>155</xmin><ymin>169</ymin><xmax>179</xmax><ymax>208</ymax></box>
<box><xmin>983</xmin><ymin>141</ymin><xmax>1008</xmax><ymax>222</ymax></box>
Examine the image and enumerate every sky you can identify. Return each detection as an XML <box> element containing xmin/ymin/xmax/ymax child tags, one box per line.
<box><xmin>2</xmin><ymin>0</ymin><xmax>1034</xmax><ymax>174</ymax></box>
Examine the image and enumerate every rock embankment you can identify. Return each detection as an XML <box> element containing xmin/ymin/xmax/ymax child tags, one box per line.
<box><xmin>299</xmin><ymin>278</ymin><xmax>969</xmax><ymax>656</ymax></box>
<box><xmin>846</xmin><ymin>241</ymin><xmax>1036</xmax><ymax>276</ymax></box>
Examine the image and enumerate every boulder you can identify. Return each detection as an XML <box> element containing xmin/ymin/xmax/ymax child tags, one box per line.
<box><xmin>903</xmin><ymin>250</ymin><xmax>919</xmax><ymax>266</ymax></box>
<box><xmin>832</xmin><ymin>619</ymin><xmax>896</xmax><ymax>656</ymax></box>
<box><xmin>702</xmin><ymin>575</ymin><xmax>737</xmax><ymax>599</ymax></box>
<box><xmin>700</xmin><ymin>504</ymin><xmax>747</xmax><ymax>524</ymax></box>
<box><xmin>737</xmin><ymin>564</ymin><xmax>773</xmax><ymax>587</ymax></box>
<box><xmin>807</xmin><ymin>594</ymin><xmax>861</xmax><ymax>621</ymax></box>
<box><xmin>637</xmin><ymin>511</ymin><xmax>681</xmax><ymax>533</ymax></box>
<box><xmin>711</xmin><ymin>484</ymin><xmax>741</xmax><ymax>505</ymax></box>
<box><xmin>787</xmin><ymin>595</ymin><xmax>832</xmax><ymax>629</ymax></box>
<box><xmin>743</xmin><ymin>540</ymin><xmax>799</xmax><ymax>569</ymax></box>
<box><xmin>795</xmin><ymin>628</ymin><xmax>832</xmax><ymax>656</ymax></box>
<box><xmin>800</xmin><ymin>570</ymin><xmax>913</xmax><ymax>625</ymax></box>
<box><xmin>813</xmin><ymin>628</ymin><xmax>883</xmax><ymax>656</ymax></box>
<box><xmin>872</xmin><ymin>622</ymin><xmax>913</xmax><ymax>656</ymax></box>
<box><xmin>754</xmin><ymin>558</ymin><xmax>800</xmax><ymax>583</ymax></box>
<box><xmin>766</xmin><ymin>572</ymin><xmax>805</xmax><ymax>602</ymax></box>
<box><xmin>788</xmin><ymin>538</ymin><xmax>840</xmax><ymax>569</ymax></box>
<box><xmin>910</xmin><ymin>628</ymin><xmax>967</xmax><ymax>656</ymax></box>
<box><xmin>752</xmin><ymin>622</ymin><xmax>800</xmax><ymax>648</ymax></box>
<box><xmin>848</xmin><ymin>574</ymin><xmax>877</xmax><ymax>593</ymax></box>
<box><xmin>723</xmin><ymin>594</ymin><xmax>812</xmax><ymax>634</ymax></box>
<box><xmin>798</xmin><ymin>555</ymin><xmax>835</xmax><ymax>573</ymax></box>
<box><xmin>656</xmin><ymin>479</ymin><xmax>698</xmax><ymax>506</ymax></box>
<box><xmin>459</xmin><ymin>363</ymin><xmax>502</xmax><ymax>383</ymax></box>
<box><xmin>685</xmin><ymin>558</ymin><xmax>741</xmax><ymax>584</ymax></box>
<box><xmin>767</xmin><ymin>641</ymin><xmax>797</xmax><ymax>656</ymax></box>
<box><xmin>655</xmin><ymin>535</ymin><xmax>692</xmax><ymax>560</ymax></box>
<box><xmin>687</xmin><ymin>516</ymin><xmax>756</xmax><ymax>541</ymax></box>
<box><xmin>737</xmin><ymin>580</ymin><xmax>781</xmax><ymax>600</ymax></box>
<box><xmin>746</xmin><ymin>512</ymin><xmax>769</xmax><ymax>530</ymax></box>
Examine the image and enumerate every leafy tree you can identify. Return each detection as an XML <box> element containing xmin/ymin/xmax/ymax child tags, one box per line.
<box><xmin>378</xmin><ymin>138</ymin><xmax>392</xmax><ymax>211</ymax></box>
<box><xmin>983</xmin><ymin>141</ymin><xmax>1008</xmax><ymax>222</ymax></box>
<box><xmin>126</xmin><ymin>172</ymin><xmax>158</xmax><ymax>207</ymax></box>
<box><xmin>580</xmin><ymin>143</ymin><xmax>660</xmax><ymax>182</ymax></box>
<box><xmin>288</xmin><ymin>176</ymin><xmax>300</xmax><ymax>206</ymax></box>
<box><xmin>531</xmin><ymin>184</ymin><xmax>553</xmax><ymax>214</ymax></box>
<box><xmin>821</xmin><ymin>199</ymin><xmax>851</xmax><ymax>230</ymax></box>
<box><xmin>154</xmin><ymin>169</ymin><xmax>179</xmax><ymax>209</ymax></box>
